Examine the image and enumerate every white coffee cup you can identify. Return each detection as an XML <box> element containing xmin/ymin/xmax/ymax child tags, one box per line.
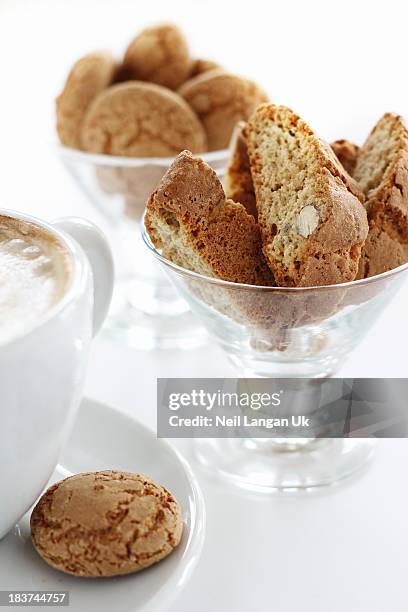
<box><xmin>0</xmin><ymin>209</ymin><xmax>114</xmax><ymax>538</ymax></box>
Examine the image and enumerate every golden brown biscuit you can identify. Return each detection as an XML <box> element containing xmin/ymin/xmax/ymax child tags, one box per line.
<box><xmin>145</xmin><ymin>150</ymin><xmax>274</xmax><ymax>285</ymax></box>
<box><xmin>31</xmin><ymin>471</ymin><xmax>183</xmax><ymax>577</ymax></box>
<box><xmin>353</xmin><ymin>113</ymin><xmax>408</xmax><ymax>278</ymax></box>
<box><xmin>225</xmin><ymin>121</ymin><xmax>257</xmax><ymax>219</ymax></box>
<box><xmin>56</xmin><ymin>51</ymin><xmax>116</xmax><ymax>149</ymax></box>
<box><xmin>81</xmin><ymin>82</ymin><xmax>207</xmax><ymax>156</ymax></box>
<box><xmin>178</xmin><ymin>70</ymin><xmax>268</xmax><ymax>151</ymax></box>
<box><xmin>246</xmin><ymin>104</ymin><xmax>368</xmax><ymax>287</ymax></box>
<box><xmin>331</xmin><ymin>139</ymin><xmax>360</xmax><ymax>175</ymax></box>
<box><xmin>123</xmin><ymin>23</ymin><xmax>192</xmax><ymax>90</ymax></box>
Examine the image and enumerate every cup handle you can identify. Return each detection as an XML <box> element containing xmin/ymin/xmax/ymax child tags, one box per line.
<box><xmin>51</xmin><ymin>217</ymin><xmax>114</xmax><ymax>336</ymax></box>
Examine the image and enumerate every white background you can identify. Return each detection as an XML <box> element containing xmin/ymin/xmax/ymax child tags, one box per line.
<box><xmin>1</xmin><ymin>1</ymin><xmax>408</xmax><ymax>610</ymax></box>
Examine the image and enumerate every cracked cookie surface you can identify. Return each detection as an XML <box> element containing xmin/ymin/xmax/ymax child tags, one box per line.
<box><xmin>81</xmin><ymin>81</ymin><xmax>207</xmax><ymax>157</ymax></box>
<box><xmin>123</xmin><ymin>23</ymin><xmax>192</xmax><ymax>90</ymax></box>
<box><xmin>178</xmin><ymin>69</ymin><xmax>268</xmax><ymax>151</ymax></box>
<box><xmin>30</xmin><ymin>470</ymin><xmax>183</xmax><ymax>577</ymax></box>
<box><xmin>56</xmin><ymin>51</ymin><xmax>116</xmax><ymax>149</ymax></box>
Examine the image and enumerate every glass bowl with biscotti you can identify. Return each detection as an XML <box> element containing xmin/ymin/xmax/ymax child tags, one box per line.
<box><xmin>55</xmin><ymin>23</ymin><xmax>269</xmax><ymax>349</ymax></box>
<box><xmin>142</xmin><ymin>104</ymin><xmax>408</xmax><ymax>491</ymax></box>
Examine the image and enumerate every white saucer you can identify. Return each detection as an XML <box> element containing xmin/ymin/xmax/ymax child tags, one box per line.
<box><xmin>0</xmin><ymin>398</ymin><xmax>205</xmax><ymax>611</ymax></box>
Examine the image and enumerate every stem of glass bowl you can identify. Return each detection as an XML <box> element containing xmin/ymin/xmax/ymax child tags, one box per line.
<box><xmin>193</xmin><ymin>372</ymin><xmax>375</xmax><ymax>490</ymax></box>
<box><xmin>193</xmin><ymin>437</ymin><xmax>375</xmax><ymax>491</ymax></box>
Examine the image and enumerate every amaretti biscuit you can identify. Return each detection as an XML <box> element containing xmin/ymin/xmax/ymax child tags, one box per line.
<box><xmin>56</xmin><ymin>51</ymin><xmax>116</xmax><ymax>149</ymax></box>
<box><xmin>81</xmin><ymin>82</ymin><xmax>207</xmax><ymax>156</ymax></box>
<box><xmin>178</xmin><ymin>70</ymin><xmax>268</xmax><ymax>151</ymax></box>
<box><xmin>225</xmin><ymin>121</ymin><xmax>257</xmax><ymax>219</ymax></box>
<box><xmin>353</xmin><ymin>113</ymin><xmax>408</xmax><ymax>278</ymax></box>
<box><xmin>331</xmin><ymin>139</ymin><xmax>360</xmax><ymax>175</ymax></box>
<box><xmin>145</xmin><ymin>150</ymin><xmax>274</xmax><ymax>285</ymax></box>
<box><xmin>123</xmin><ymin>23</ymin><xmax>192</xmax><ymax>90</ymax></box>
<box><xmin>246</xmin><ymin>104</ymin><xmax>368</xmax><ymax>287</ymax></box>
<box><xmin>31</xmin><ymin>471</ymin><xmax>183</xmax><ymax>578</ymax></box>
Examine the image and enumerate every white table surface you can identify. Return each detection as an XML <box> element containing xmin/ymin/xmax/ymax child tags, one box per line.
<box><xmin>1</xmin><ymin>1</ymin><xmax>408</xmax><ymax>610</ymax></box>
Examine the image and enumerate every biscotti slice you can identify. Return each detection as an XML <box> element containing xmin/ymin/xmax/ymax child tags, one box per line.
<box><xmin>225</xmin><ymin>128</ymin><xmax>359</xmax><ymax>222</ymax></box>
<box><xmin>225</xmin><ymin>122</ymin><xmax>257</xmax><ymax>219</ymax></box>
<box><xmin>145</xmin><ymin>150</ymin><xmax>274</xmax><ymax>285</ymax></box>
<box><xmin>353</xmin><ymin>113</ymin><xmax>408</xmax><ymax>278</ymax></box>
<box><xmin>331</xmin><ymin>140</ymin><xmax>360</xmax><ymax>175</ymax></box>
<box><xmin>246</xmin><ymin>104</ymin><xmax>368</xmax><ymax>287</ymax></box>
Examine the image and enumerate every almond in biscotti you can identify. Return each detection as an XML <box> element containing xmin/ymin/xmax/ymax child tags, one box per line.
<box><xmin>245</xmin><ymin>104</ymin><xmax>368</xmax><ymax>287</ymax></box>
<box><xmin>295</xmin><ymin>205</ymin><xmax>320</xmax><ymax>237</ymax></box>
<box><xmin>353</xmin><ymin>113</ymin><xmax>408</xmax><ymax>278</ymax></box>
<box><xmin>145</xmin><ymin>150</ymin><xmax>274</xmax><ymax>286</ymax></box>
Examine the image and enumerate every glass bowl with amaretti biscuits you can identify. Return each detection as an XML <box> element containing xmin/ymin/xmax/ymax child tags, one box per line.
<box><xmin>55</xmin><ymin>23</ymin><xmax>268</xmax><ymax>349</ymax></box>
<box><xmin>142</xmin><ymin>104</ymin><xmax>408</xmax><ymax>491</ymax></box>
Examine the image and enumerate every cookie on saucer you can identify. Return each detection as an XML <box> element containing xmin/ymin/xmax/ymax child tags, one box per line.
<box><xmin>31</xmin><ymin>470</ymin><xmax>183</xmax><ymax>577</ymax></box>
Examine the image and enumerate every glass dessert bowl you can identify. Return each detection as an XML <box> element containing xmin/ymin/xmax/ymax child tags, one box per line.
<box><xmin>57</xmin><ymin>145</ymin><xmax>229</xmax><ymax>349</ymax></box>
<box><xmin>143</xmin><ymin>222</ymin><xmax>408</xmax><ymax>490</ymax></box>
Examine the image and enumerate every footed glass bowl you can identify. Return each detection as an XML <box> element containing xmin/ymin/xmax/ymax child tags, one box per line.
<box><xmin>57</xmin><ymin>145</ymin><xmax>229</xmax><ymax>349</ymax></box>
<box><xmin>142</xmin><ymin>223</ymin><xmax>408</xmax><ymax>490</ymax></box>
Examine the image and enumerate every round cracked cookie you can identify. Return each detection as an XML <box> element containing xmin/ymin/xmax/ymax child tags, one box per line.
<box><xmin>81</xmin><ymin>82</ymin><xmax>207</xmax><ymax>156</ymax></box>
<box><xmin>30</xmin><ymin>470</ymin><xmax>183</xmax><ymax>577</ymax></box>
<box><xmin>56</xmin><ymin>51</ymin><xmax>116</xmax><ymax>149</ymax></box>
<box><xmin>123</xmin><ymin>23</ymin><xmax>192</xmax><ymax>90</ymax></box>
<box><xmin>178</xmin><ymin>69</ymin><xmax>268</xmax><ymax>151</ymax></box>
